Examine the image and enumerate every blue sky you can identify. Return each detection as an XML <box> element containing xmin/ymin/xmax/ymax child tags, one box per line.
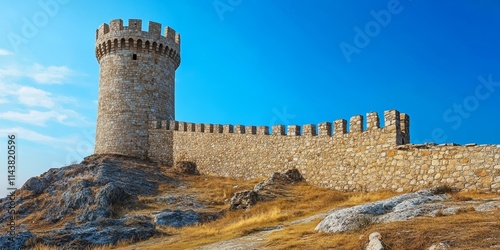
<box><xmin>1</xmin><ymin>0</ymin><xmax>500</xmax><ymax>197</ymax></box>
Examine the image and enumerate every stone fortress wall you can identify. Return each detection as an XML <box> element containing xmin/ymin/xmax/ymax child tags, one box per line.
<box><xmin>93</xmin><ymin>19</ymin><xmax>499</xmax><ymax>193</ymax></box>
<box><xmin>148</xmin><ymin>110</ymin><xmax>499</xmax><ymax>193</ymax></box>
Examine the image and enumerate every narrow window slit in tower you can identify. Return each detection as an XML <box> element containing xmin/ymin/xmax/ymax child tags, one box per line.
<box><xmin>132</xmin><ymin>54</ymin><xmax>137</xmax><ymax>60</ymax></box>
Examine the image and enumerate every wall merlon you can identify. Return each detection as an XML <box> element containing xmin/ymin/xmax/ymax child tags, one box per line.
<box><xmin>318</xmin><ymin>122</ymin><xmax>332</xmax><ymax>136</ymax></box>
<box><xmin>204</xmin><ymin>124</ymin><xmax>214</xmax><ymax>133</ymax></box>
<box><xmin>400</xmin><ymin>113</ymin><xmax>410</xmax><ymax>144</ymax></box>
<box><xmin>223</xmin><ymin>125</ymin><xmax>234</xmax><ymax>134</ymax></box>
<box><xmin>303</xmin><ymin>124</ymin><xmax>317</xmax><ymax>136</ymax></box>
<box><xmin>288</xmin><ymin>125</ymin><xmax>301</xmax><ymax>136</ymax></box>
<box><xmin>246</xmin><ymin>126</ymin><xmax>257</xmax><ymax>135</ymax></box>
<box><xmin>179</xmin><ymin>122</ymin><xmax>187</xmax><ymax>132</ymax></box>
<box><xmin>214</xmin><ymin>124</ymin><xmax>223</xmax><ymax>133</ymax></box>
<box><xmin>161</xmin><ymin>120</ymin><xmax>169</xmax><ymax>129</ymax></box>
<box><xmin>169</xmin><ymin>121</ymin><xmax>179</xmax><ymax>131</ymax></box>
<box><xmin>367</xmin><ymin>112</ymin><xmax>380</xmax><ymax>130</ymax></box>
<box><xmin>195</xmin><ymin>123</ymin><xmax>205</xmax><ymax>133</ymax></box>
<box><xmin>350</xmin><ymin>115</ymin><xmax>363</xmax><ymax>133</ymax></box>
<box><xmin>272</xmin><ymin>125</ymin><xmax>285</xmax><ymax>135</ymax></box>
<box><xmin>384</xmin><ymin>110</ymin><xmax>401</xmax><ymax>132</ymax></box>
<box><xmin>235</xmin><ymin>125</ymin><xmax>245</xmax><ymax>134</ymax></box>
<box><xmin>187</xmin><ymin>123</ymin><xmax>195</xmax><ymax>132</ymax></box>
<box><xmin>257</xmin><ymin>126</ymin><xmax>269</xmax><ymax>135</ymax></box>
<box><xmin>149</xmin><ymin>120</ymin><xmax>160</xmax><ymax>129</ymax></box>
<box><xmin>334</xmin><ymin>119</ymin><xmax>347</xmax><ymax>135</ymax></box>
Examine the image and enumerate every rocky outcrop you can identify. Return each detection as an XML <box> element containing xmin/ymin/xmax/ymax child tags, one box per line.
<box><xmin>315</xmin><ymin>188</ymin><xmax>500</xmax><ymax>233</ymax></box>
<box><xmin>0</xmin><ymin>154</ymin><xmax>205</xmax><ymax>249</ymax></box>
<box><xmin>230</xmin><ymin>169</ymin><xmax>304</xmax><ymax>210</ymax></box>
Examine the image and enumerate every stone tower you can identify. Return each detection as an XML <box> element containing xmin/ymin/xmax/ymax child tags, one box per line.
<box><xmin>94</xmin><ymin>19</ymin><xmax>180</xmax><ymax>158</ymax></box>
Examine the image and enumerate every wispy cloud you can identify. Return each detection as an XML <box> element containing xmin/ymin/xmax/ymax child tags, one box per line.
<box><xmin>0</xmin><ymin>108</ymin><xmax>93</xmax><ymax>127</ymax></box>
<box><xmin>0</xmin><ymin>63</ymin><xmax>73</xmax><ymax>84</ymax></box>
<box><xmin>18</xmin><ymin>86</ymin><xmax>55</xmax><ymax>108</ymax></box>
<box><xmin>0</xmin><ymin>110</ymin><xmax>66</xmax><ymax>126</ymax></box>
<box><xmin>30</xmin><ymin>64</ymin><xmax>73</xmax><ymax>84</ymax></box>
<box><xmin>0</xmin><ymin>127</ymin><xmax>80</xmax><ymax>147</ymax></box>
<box><xmin>0</xmin><ymin>49</ymin><xmax>12</xmax><ymax>56</ymax></box>
<box><xmin>0</xmin><ymin>82</ymin><xmax>93</xmax><ymax>127</ymax></box>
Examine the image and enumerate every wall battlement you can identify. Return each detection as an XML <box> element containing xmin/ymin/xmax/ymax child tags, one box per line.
<box><xmin>149</xmin><ymin>110</ymin><xmax>409</xmax><ymax>142</ymax></box>
<box><xmin>95</xmin><ymin>19</ymin><xmax>180</xmax><ymax>67</ymax></box>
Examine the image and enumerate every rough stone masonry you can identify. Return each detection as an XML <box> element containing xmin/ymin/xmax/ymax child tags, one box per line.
<box><xmin>94</xmin><ymin>19</ymin><xmax>499</xmax><ymax>193</ymax></box>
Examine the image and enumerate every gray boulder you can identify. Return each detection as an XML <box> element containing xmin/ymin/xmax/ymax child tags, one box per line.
<box><xmin>230</xmin><ymin>190</ymin><xmax>258</xmax><ymax>210</ymax></box>
<box><xmin>315</xmin><ymin>190</ymin><xmax>447</xmax><ymax>233</ymax></box>
<box><xmin>152</xmin><ymin>209</ymin><xmax>201</xmax><ymax>227</ymax></box>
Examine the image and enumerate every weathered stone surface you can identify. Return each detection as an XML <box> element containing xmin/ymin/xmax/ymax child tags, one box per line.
<box><xmin>315</xmin><ymin>190</ymin><xmax>448</xmax><ymax>233</ymax></box>
<box><xmin>152</xmin><ymin>209</ymin><xmax>201</xmax><ymax>227</ymax></box>
<box><xmin>474</xmin><ymin>200</ymin><xmax>500</xmax><ymax>212</ymax></box>
<box><xmin>230</xmin><ymin>190</ymin><xmax>258</xmax><ymax>210</ymax></box>
<box><xmin>317</xmin><ymin>189</ymin><xmax>500</xmax><ymax>234</ymax></box>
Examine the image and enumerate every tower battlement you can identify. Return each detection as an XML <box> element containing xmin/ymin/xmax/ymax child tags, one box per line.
<box><xmin>95</xmin><ymin>19</ymin><xmax>180</xmax><ymax>67</ymax></box>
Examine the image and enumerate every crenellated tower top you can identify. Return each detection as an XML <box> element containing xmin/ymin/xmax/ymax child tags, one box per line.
<box><xmin>95</xmin><ymin>19</ymin><xmax>181</xmax><ymax>68</ymax></box>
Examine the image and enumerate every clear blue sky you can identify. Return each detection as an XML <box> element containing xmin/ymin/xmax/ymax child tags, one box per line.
<box><xmin>1</xmin><ymin>0</ymin><xmax>500</xmax><ymax>197</ymax></box>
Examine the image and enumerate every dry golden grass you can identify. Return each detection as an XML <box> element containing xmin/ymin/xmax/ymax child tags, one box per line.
<box><xmin>264</xmin><ymin>210</ymin><xmax>500</xmax><ymax>250</ymax></box>
<box><xmin>264</xmin><ymin>219</ymin><xmax>362</xmax><ymax>250</ymax></box>
<box><xmin>114</xmin><ymin>181</ymin><xmax>398</xmax><ymax>250</ymax></box>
